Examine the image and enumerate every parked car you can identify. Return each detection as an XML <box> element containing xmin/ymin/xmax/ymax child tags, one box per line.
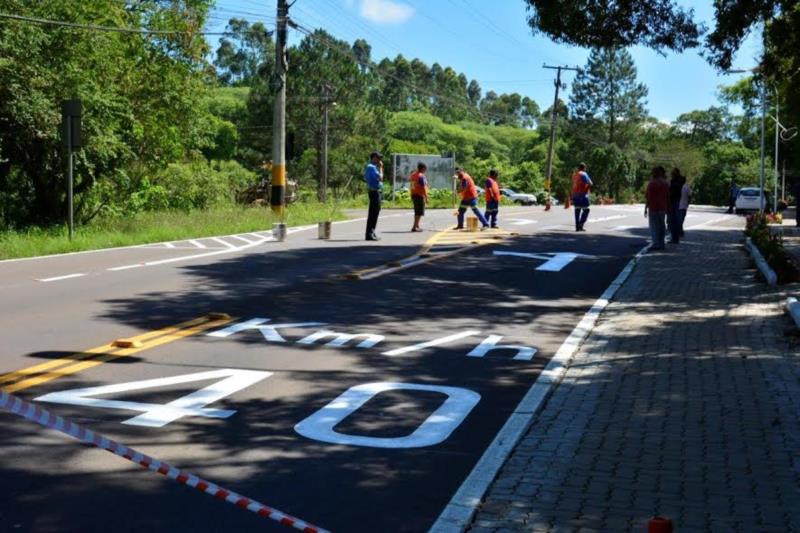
<box><xmin>735</xmin><ymin>187</ymin><xmax>768</xmax><ymax>214</ymax></box>
<box><xmin>500</xmin><ymin>188</ymin><xmax>537</xmax><ymax>205</ymax></box>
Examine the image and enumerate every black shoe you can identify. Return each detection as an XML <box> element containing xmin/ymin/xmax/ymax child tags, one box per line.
<box><xmin>366</xmin><ymin>235</ymin><xmax>380</xmax><ymax>241</ymax></box>
<box><xmin>454</xmin><ymin>226</ymin><xmax>464</xmax><ymax>230</ymax></box>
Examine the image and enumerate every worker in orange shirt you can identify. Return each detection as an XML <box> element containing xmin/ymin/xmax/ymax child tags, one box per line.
<box><xmin>483</xmin><ymin>169</ymin><xmax>502</xmax><ymax>228</ymax></box>
<box><xmin>454</xmin><ymin>168</ymin><xmax>489</xmax><ymax>230</ymax></box>
<box><xmin>409</xmin><ymin>162</ymin><xmax>428</xmax><ymax>232</ymax></box>
<box><xmin>571</xmin><ymin>163</ymin><xmax>594</xmax><ymax>231</ymax></box>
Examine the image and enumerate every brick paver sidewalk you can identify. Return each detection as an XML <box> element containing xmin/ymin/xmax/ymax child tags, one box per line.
<box><xmin>468</xmin><ymin>223</ymin><xmax>800</xmax><ymax>532</ymax></box>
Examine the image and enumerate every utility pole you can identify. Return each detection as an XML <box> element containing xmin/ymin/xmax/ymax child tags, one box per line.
<box><xmin>270</xmin><ymin>0</ymin><xmax>289</xmax><ymax>218</ymax></box>
<box><xmin>543</xmin><ymin>64</ymin><xmax>580</xmax><ymax>210</ymax></box>
<box><xmin>774</xmin><ymin>95</ymin><xmax>779</xmax><ymax>211</ymax></box>
<box><xmin>319</xmin><ymin>84</ymin><xmax>334</xmax><ymax>203</ymax></box>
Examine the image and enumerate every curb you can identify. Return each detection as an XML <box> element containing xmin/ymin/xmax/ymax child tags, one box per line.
<box><xmin>429</xmin><ymin>243</ymin><xmax>651</xmax><ymax>533</ymax></box>
<box><xmin>787</xmin><ymin>297</ymin><xmax>800</xmax><ymax>329</ymax></box>
<box><xmin>745</xmin><ymin>237</ymin><xmax>778</xmax><ymax>286</ymax></box>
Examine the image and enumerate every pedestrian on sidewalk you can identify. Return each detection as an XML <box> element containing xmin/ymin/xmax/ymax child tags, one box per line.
<box><xmin>645</xmin><ymin>166</ymin><xmax>669</xmax><ymax>250</ymax></box>
<box><xmin>409</xmin><ymin>162</ymin><xmax>428</xmax><ymax>232</ymax></box>
<box><xmin>667</xmin><ymin>168</ymin><xmax>683</xmax><ymax>244</ymax></box>
<box><xmin>364</xmin><ymin>151</ymin><xmax>383</xmax><ymax>241</ymax></box>
<box><xmin>571</xmin><ymin>163</ymin><xmax>593</xmax><ymax>231</ymax></box>
<box><xmin>678</xmin><ymin>173</ymin><xmax>691</xmax><ymax>237</ymax></box>
<box><xmin>484</xmin><ymin>169</ymin><xmax>502</xmax><ymax>228</ymax></box>
<box><xmin>454</xmin><ymin>168</ymin><xmax>489</xmax><ymax>230</ymax></box>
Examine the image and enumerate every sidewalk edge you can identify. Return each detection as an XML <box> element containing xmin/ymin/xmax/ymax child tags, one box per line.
<box><xmin>745</xmin><ymin>237</ymin><xmax>778</xmax><ymax>286</ymax></box>
<box><xmin>429</xmin><ymin>244</ymin><xmax>650</xmax><ymax>533</ymax></box>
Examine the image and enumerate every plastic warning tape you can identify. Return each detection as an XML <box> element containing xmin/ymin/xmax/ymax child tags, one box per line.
<box><xmin>0</xmin><ymin>390</ymin><xmax>329</xmax><ymax>533</ymax></box>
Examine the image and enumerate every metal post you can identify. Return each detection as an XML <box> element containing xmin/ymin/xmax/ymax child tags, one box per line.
<box><xmin>782</xmin><ymin>159</ymin><xmax>786</xmax><ymax>202</ymax></box>
<box><xmin>774</xmin><ymin>95</ymin><xmax>779</xmax><ymax>211</ymax></box>
<box><xmin>759</xmin><ymin>80</ymin><xmax>767</xmax><ymax>214</ymax></box>
<box><xmin>66</xmin><ymin>115</ymin><xmax>74</xmax><ymax>240</ymax></box>
<box><xmin>270</xmin><ymin>0</ymin><xmax>288</xmax><ymax>218</ymax></box>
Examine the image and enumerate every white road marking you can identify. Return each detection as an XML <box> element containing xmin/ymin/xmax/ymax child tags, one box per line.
<box><xmin>383</xmin><ymin>330</ymin><xmax>480</xmax><ymax>356</ymax></box>
<box><xmin>108</xmin><ymin>263</ymin><xmax>144</xmax><ymax>272</ymax></box>
<box><xmin>611</xmin><ymin>225</ymin><xmax>637</xmax><ymax>231</ymax></box>
<box><xmin>230</xmin><ymin>235</ymin><xmax>256</xmax><ymax>244</ymax></box>
<box><xmin>37</xmin><ymin>273</ymin><xmax>86</xmax><ymax>282</ymax></box>
<box><xmin>586</xmin><ymin>215</ymin><xmax>628</xmax><ymax>223</ymax></box>
<box><xmin>540</xmin><ymin>224</ymin><xmax>564</xmax><ymax>231</ymax></box>
<box><xmin>430</xmin><ymin>243</ymin><xmax>651</xmax><ymax>532</ymax></box>
<box><xmin>687</xmin><ymin>216</ymin><xmax>731</xmax><ymax>230</ymax></box>
<box><xmin>507</xmin><ymin>218</ymin><xmax>537</xmax><ymax>226</ymax></box>
<box><xmin>245</xmin><ymin>232</ymin><xmax>266</xmax><ymax>240</ymax></box>
<box><xmin>211</xmin><ymin>237</ymin><xmax>236</xmax><ymax>249</ymax></box>
<box><xmin>189</xmin><ymin>239</ymin><xmax>206</xmax><ymax>249</ymax></box>
<box><xmin>493</xmin><ymin>251</ymin><xmax>595</xmax><ymax>272</ymax></box>
<box><xmin>295</xmin><ymin>382</ymin><xmax>481</xmax><ymax>449</ymax></box>
<box><xmin>164</xmin><ymin>242</ymin><xmax>176</xmax><ymax>249</ymax></box>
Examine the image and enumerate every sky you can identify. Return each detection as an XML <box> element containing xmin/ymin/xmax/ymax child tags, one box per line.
<box><xmin>205</xmin><ymin>0</ymin><xmax>763</xmax><ymax>123</ymax></box>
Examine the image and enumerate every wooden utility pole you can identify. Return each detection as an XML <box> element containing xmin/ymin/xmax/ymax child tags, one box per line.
<box><xmin>542</xmin><ymin>64</ymin><xmax>579</xmax><ymax>210</ymax></box>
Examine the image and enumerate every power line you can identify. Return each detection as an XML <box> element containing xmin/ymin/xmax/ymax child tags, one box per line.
<box><xmin>0</xmin><ymin>12</ymin><xmax>230</xmax><ymax>35</ymax></box>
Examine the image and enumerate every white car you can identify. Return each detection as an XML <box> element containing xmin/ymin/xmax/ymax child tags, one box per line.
<box><xmin>735</xmin><ymin>187</ymin><xmax>767</xmax><ymax>213</ymax></box>
<box><xmin>500</xmin><ymin>188</ymin><xmax>537</xmax><ymax>205</ymax></box>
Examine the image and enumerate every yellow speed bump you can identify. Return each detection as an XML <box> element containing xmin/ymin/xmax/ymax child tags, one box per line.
<box><xmin>0</xmin><ymin>314</ymin><xmax>234</xmax><ymax>393</ymax></box>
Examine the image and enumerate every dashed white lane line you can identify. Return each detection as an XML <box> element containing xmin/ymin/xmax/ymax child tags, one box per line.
<box><xmin>37</xmin><ymin>273</ymin><xmax>87</xmax><ymax>282</ymax></box>
<box><xmin>188</xmin><ymin>239</ymin><xmax>206</xmax><ymax>249</ymax></box>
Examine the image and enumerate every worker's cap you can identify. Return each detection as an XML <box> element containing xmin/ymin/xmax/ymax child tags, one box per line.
<box><xmin>370</xmin><ymin>151</ymin><xmax>383</xmax><ymax>160</ymax></box>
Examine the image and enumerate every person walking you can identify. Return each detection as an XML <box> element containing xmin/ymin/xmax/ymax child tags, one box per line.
<box><xmin>667</xmin><ymin>168</ymin><xmax>683</xmax><ymax>244</ymax></box>
<box><xmin>727</xmin><ymin>181</ymin><xmax>740</xmax><ymax>214</ymax></box>
<box><xmin>364</xmin><ymin>151</ymin><xmax>383</xmax><ymax>241</ymax></box>
<box><xmin>645</xmin><ymin>166</ymin><xmax>669</xmax><ymax>250</ymax></box>
<box><xmin>409</xmin><ymin>162</ymin><xmax>428</xmax><ymax>232</ymax></box>
<box><xmin>571</xmin><ymin>163</ymin><xmax>593</xmax><ymax>231</ymax></box>
<box><xmin>483</xmin><ymin>169</ymin><xmax>502</xmax><ymax>228</ymax></box>
<box><xmin>454</xmin><ymin>168</ymin><xmax>489</xmax><ymax>230</ymax></box>
<box><xmin>678</xmin><ymin>174</ymin><xmax>691</xmax><ymax>237</ymax></box>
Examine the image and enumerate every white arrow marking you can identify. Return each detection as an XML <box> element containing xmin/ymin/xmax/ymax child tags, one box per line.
<box><xmin>493</xmin><ymin>251</ymin><xmax>596</xmax><ymax>272</ymax></box>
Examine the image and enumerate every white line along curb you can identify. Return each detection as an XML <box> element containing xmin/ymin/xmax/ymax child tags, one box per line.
<box><xmin>0</xmin><ymin>390</ymin><xmax>329</xmax><ymax>533</ymax></box>
<box><xmin>787</xmin><ymin>297</ymin><xmax>800</xmax><ymax>328</ymax></box>
<box><xmin>745</xmin><ymin>237</ymin><xmax>778</xmax><ymax>286</ymax></box>
<box><xmin>429</xmin><ymin>244</ymin><xmax>651</xmax><ymax>533</ymax></box>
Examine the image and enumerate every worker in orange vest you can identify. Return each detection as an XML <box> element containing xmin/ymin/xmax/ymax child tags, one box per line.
<box><xmin>483</xmin><ymin>169</ymin><xmax>502</xmax><ymax>228</ymax></box>
<box><xmin>454</xmin><ymin>168</ymin><xmax>489</xmax><ymax>230</ymax></box>
<box><xmin>571</xmin><ymin>163</ymin><xmax>594</xmax><ymax>231</ymax></box>
<box><xmin>409</xmin><ymin>162</ymin><xmax>428</xmax><ymax>232</ymax></box>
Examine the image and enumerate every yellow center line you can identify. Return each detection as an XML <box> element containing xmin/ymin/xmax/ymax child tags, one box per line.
<box><xmin>1</xmin><ymin>315</ymin><xmax>233</xmax><ymax>394</ymax></box>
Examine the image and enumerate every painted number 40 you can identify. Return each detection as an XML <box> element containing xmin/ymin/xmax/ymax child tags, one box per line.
<box><xmin>35</xmin><ymin>369</ymin><xmax>480</xmax><ymax>449</ymax></box>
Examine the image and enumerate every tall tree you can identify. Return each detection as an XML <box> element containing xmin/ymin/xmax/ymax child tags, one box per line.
<box><xmin>214</xmin><ymin>18</ymin><xmax>274</xmax><ymax>86</ymax></box>
<box><xmin>569</xmin><ymin>48</ymin><xmax>648</xmax><ymax>147</ymax></box>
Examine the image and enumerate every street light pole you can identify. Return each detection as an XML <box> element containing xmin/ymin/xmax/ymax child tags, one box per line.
<box><xmin>774</xmin><ymin>95</ymin><xmax>779</xmax><ymax>210</ymax></box>
<box><xmin>759</xmin><ymin>80</ymin><xmax>767</xmax><ymax>214</ymax></box>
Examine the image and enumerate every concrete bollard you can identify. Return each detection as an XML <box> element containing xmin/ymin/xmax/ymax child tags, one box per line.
<box><xmin>318</xmin><ymin>221</ymin><xmax>331</xmax><ymax>240</ymax></box>
<box><xmin>272</xmin><ymin>222</ymin><xmax>287</xmax><ymax>242</ymax></box>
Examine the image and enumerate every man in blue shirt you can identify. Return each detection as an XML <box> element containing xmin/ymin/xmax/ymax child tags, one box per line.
<box><xmin>364</xmin><ymin>151</ymin><xmax>383</xmax><ymax>241</ymax></box>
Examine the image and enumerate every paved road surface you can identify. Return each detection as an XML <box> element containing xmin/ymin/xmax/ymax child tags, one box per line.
<box><xmin>0</xmin><ymin>205</ymin><xmax>734</xmax><ymax>532</ymax></box>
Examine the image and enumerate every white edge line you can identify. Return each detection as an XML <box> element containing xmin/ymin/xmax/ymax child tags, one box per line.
<box><xmin>229</xmin><ymin>235</ymin><xmax>256</xmax><ymax>244</ymax></box>
<box><xmin>428</xmin><ymin>243</ymin><xmax>650</xmax><ymax>533</ymax></box>
<box><xmin>37</xmin><ymin>273</ymin><xmax>86</xmax><ymax>282</ymax></box>
<box><xmin>188</xmin><ymin>239</ymin><xmax>207</xmax><ymax>249</ymax></box>
<box><xmin>211</xmin><ymin>237</ymin><xmax>236</xmax><ymax>249</ymax></box>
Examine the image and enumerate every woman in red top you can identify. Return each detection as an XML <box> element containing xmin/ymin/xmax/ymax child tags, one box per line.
<box><xmin>645</xmin><ymin>166</ymin><xmax>670</xmax><ymax>250</ymax></box>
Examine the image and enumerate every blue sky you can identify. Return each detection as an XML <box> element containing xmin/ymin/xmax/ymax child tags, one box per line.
<box><xmin>206</xmin><ymin>0</ymin><xmax>762</xmax><ymax>122</ymax></box>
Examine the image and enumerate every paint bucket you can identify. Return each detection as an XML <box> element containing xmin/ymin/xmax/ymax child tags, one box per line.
<box><xmin>318</xmin><ymin>221</ymin><xmax>331</xmax><ymax>240</ymax></box>
<box><xmin>272</xmin><ymin>222</ymin><xmax>287</xmax><ymax>242</ymax></box>
<box><xmin>466</xmin><ymin>216</ymin><xmax>479</xmax><ymax>232</ymax></box>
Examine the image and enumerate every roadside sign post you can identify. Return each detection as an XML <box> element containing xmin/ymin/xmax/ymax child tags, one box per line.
<box><xmin>61</xmin><ymin>99</ymin><xmax>82</xmax><ymax>240</ymax></box>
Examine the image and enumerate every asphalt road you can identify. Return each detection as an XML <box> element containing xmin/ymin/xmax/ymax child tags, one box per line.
<box><xmin>0</xmin><ymin>205</ymin><xmax>734</xmax><ymax>532</ymax></box>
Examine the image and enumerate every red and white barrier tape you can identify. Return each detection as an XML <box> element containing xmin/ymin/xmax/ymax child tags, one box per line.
<box><xmin>0</xmin><ymin>390</ymin><xmax>329</xmax><ymax>533</ymax></box>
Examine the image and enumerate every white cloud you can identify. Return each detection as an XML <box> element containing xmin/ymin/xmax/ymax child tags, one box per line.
<box><xmin>358</xmin><ymin>0</ymin><xmax>415</xmax><ymax>25</ymax></box>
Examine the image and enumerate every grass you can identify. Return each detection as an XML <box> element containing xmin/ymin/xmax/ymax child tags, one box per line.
<box><xmin>0</xmin><ymin>203</ymin><xmax>346</xmax><ymax>260</ymax></box>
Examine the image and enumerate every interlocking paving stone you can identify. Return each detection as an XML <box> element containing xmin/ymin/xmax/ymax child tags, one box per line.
<box><xmin>468</xmin><ymin>221</ymin><xmax>800</xmax><ymax>532</ymax></box>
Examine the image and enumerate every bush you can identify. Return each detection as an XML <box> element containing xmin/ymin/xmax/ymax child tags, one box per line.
<box><xmin>745</xmin><ymin>212</ymin><xmax>799</xmax><ymax>283</ymax></box>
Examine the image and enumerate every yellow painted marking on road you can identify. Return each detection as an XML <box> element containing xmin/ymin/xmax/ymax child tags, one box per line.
<box><xmin>342</xmin><ymin>227</ymin><xmax>517</xmax><ymax>280</ymax></box>
<box><xmin>0</xmin><ymin>314</ymin><xmax>233</xmax><ymax>393</ymax></box>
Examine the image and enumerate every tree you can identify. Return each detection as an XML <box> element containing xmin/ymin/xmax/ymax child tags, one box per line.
<box><xmin>522</xmin><ymin>0</ymin><xmax>701</xmax><ymax>53</ymax></box>
<box><xmin>672</xmin><ymin>106</ymin><xmax>733</xmax><ymax>146</ymax></box>
<box><xmin>214</xmin><ymin>18</ymin><xmax>274</xmax><ymax>86</ymax></box>
<box><xmin>569</xmin><ymin>48</ymin><xmax>648</xmax><ymax>147</ymax></box>
<box><xmin>0</xmin><ymin>0</ymin><xmax>214</xmax><ymax>227</ymax></box>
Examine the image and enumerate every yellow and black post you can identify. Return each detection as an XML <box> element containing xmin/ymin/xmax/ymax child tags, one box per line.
<box><xmin>270</xmin><ymin>0</ymin><xmax>288</xmax><ymax>219</ymax></box>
